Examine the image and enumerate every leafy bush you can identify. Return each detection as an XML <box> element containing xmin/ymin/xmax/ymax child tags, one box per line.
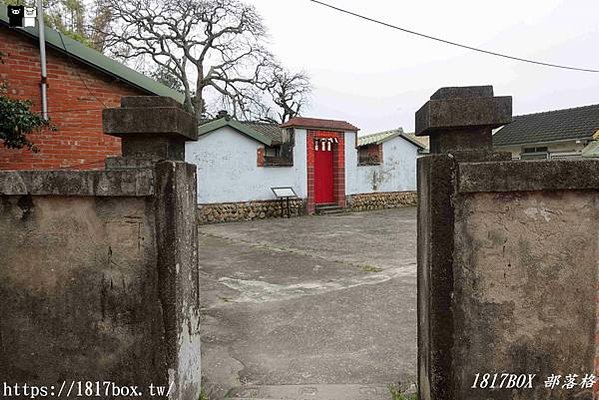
<box><xmin>0</xmin><ymin>96</ymin><xmax>52</xmax><ymax>150</ymax></box>
<box><xmin>0</xmin><ymin>50</ymin><xmax>54</xmax><ymax>150</ymax></box>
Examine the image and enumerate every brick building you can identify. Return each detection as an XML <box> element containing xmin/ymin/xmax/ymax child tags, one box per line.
<box><xmin>0</xmin><ymin>4</ymin><xmax>183</xmax><ymax>170</ymax></box>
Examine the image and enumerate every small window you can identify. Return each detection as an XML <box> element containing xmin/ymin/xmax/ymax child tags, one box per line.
<box><xmin>521</xmin><ymin>146</ymin><xmax>548</xmax><ymax>160</ymax></box>
<box><xmin>263</xmin><ymin>144</ymin><xmax>293</xmax><ymax>167</ymax></box>
<box><xmin>358</xmin><ymin>144</ymin><xmax>382</xmax><ymax>166</ymax></box>
<box><xmin>265</xmin><ymin>146</ymin><xmax>279</xmax><ymax>157</ymax></box>
<box><xmin>523</xmin><ymin>146</ymin><xmax>548</xmax><ymax>154</ymax></box>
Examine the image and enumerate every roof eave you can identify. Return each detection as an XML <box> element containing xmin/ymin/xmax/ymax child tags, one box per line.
<box><xmin>357</xmin><ymin>130</ymin><xmax>425</xmax><ymax>149</ymax></box>
<box><xmin>493</xmin><ymin>135</ymin><xmax>595</xmax><ymax>148</ymax></box>
<box><xmin>198</xmin><ymin>118</ymin><xmax>273</xmax><ymax>146</ymax></box>
<box><xmin>399</xmin><ymin>133</ymin><xmax>426</xmax><ymax>149</ymax></box>
<box><xmin>284</xmin><ymin>125</ymin><xmax>358</xmax><ymax>132</ymax></box>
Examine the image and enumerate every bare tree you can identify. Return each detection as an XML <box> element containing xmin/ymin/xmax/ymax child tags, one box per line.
<box><xmin>100</xmin><ymin>0</ymin><xmax>275</xmax><ymax>120</ymax></box>
<box><xmin>89</xmin><ymin>0</ymin><xmax>112</xmax><ymax>52</ymax></box>
<box><xmin>258</xmin><ymin>67</ymin><xmax>311</xmax><ymax>123</ymax></box>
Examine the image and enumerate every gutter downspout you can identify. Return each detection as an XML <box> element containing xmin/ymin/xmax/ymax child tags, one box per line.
<box><xmin>36</xmin><ymin>0</ymin><xmax>48</xmax><ymax>120</ymax></box>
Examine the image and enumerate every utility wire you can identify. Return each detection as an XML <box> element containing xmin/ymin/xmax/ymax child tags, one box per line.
<box><xmin>57</xmin><ymin>31</ymin><xmax>109</xmax><ymax>108</ymax></box>
<box><xmin>310</xmin><ymin>0</ymin><xmax>599</xmax><ymax>73</ymax></box>
<box><xmin>57</xmin><ymin>158</ymin><xmax>107</xmax><ymax>169</ymax></box>
<box><xmin>36</xmin><ymin>107</ymin><xmax>107</xmax><ymax>114</ymax></box>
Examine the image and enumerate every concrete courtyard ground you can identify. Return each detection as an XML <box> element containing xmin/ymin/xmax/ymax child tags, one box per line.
<box><xmin>199</xmin><ymin>208</ymin><xmax>417</xmax><ymax>400</ymax></box>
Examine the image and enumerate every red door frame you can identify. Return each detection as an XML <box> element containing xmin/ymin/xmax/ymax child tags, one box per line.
<box><xmin>314</xmin><ymin>141</ymin><xmax>334</xmax><ymax>204</ymax></box>
<box><xmin>307</xmin><ymin>130</ymin><xmax>346</xmax><ymax>214</ymax></box>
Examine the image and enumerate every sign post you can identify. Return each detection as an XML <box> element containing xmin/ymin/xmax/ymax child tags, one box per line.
<box><xmin>271</xmin><ymin>187</ymin><xmax>298</xmax><ymax>218</ymax></box>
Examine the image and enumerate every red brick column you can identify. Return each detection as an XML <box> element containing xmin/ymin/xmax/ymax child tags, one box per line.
<box><xmin>306</xmin><ymin>130</ymin><xmax>345</xmax><ymax>214</ymax></box>
<box><xmin>334</xmin><ymin>134</ymin><xmax>346</xmax><ymax>208</ymax></box>
<box><xmin>257</xmin><ymin>147</ymin><xmax>265</xmax><ymax>167</ymax></box>
<box><xmin>306</xmin><ymin>131</ymin><xmax>316</xmax><ymax>214</ymax></box>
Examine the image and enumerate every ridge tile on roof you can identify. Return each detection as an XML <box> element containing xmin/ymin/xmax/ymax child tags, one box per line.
<box><xmin>198</xmin><ymin>117</ymin><xmax>273</xmax><ymax>146</ymax></box>
<box><xmin>281</xmin><ymin>117</ymin><xmax>359</xmax><ymax>132</ymax></box>
<box><xmin>358</xmin><ymin>128</ymin><xmax>426</xmax><ymax>149</ymax></box>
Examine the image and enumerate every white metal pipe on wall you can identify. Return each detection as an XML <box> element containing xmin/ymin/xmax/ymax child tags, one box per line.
<box><xmin>36</xmin><ymin>0</ymin><xmax>48</xmax><ymax>120</ymax></box>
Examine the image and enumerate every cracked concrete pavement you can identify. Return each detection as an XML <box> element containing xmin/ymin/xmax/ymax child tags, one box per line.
<box><xmin>199</xmin><ymin>208</ymin><xmax>417</xmax><ymax>399</ymax></box>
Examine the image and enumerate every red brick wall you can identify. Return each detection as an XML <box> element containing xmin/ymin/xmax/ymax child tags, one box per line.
<box><xmin>257</xmin><ymin>147</ymin><xmax>265</xmax><ymax>167</ymax></box>
<box><xmin>306</xmin><ymin>130</ymin><xmax>346</xmax><ymax>214</ymax></box>
<box><xmin>0</xmin><ymin>27</ymin><xmax>146</xmax><ymax>170</ymax></box>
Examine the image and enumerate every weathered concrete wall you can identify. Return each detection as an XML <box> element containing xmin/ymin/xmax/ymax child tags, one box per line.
<box><xmin>348</xmin><ymin>135</ymin><xmax>419</xmax><ymax>194</ymax></box>
<box><xmin>417</xmin><ymin>86</ymin><xmax>599</xmax><ymax>400</ymax></box>
<box><xmin>0</xmin><ymin>97</ymin><xmax>201</xmax><ymax>400</ymax></box>
<box><xmin>453</xmin><ymin>190</ymin><xmax>597</xmax><ymax>399</ymax></box>
<box><xmin>0</xmin><ymin>192</ymin><xmax>164</xmax><ymax>385</ymax></box>
<box><xmin>154</xmin><ymin>161</ymin><xmax>201</xmax><ymax>399</ymax></box>
<box><xmin>0</xmin><ymin>163</ymin><xmax>201</xmax><ymax>400</ymax></box>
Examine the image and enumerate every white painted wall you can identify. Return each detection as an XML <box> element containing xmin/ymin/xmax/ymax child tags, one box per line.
<box><xmin>346</xmin><ymin>135</ymin><xmax>419</xmax><ymax>194</ymax></box>
<box><xmin>496</xmin><ymin>140</ymin><xmax>585</xmax><ymax>160</ymax></box>
<box><xmin>185</xmin><ymin>127</ymin><xmax>307</xmax><ymax>203</ymax></box>
<box><xmin>345</xmin><ymin>131</ymin><xmax>359</xmax><ymax>192</ymax></box>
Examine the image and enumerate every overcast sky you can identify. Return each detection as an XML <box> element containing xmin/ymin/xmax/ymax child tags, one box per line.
<box><xmin>250</xmin><ymin>0</ymin><xmax>599</xmax><ymax>134</ymax></box>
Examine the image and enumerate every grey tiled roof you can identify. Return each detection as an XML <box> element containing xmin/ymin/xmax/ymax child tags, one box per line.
<box><xmin>493</xmin><ymin>104</ymin><xmax>599</xmax><ymax>147</ymax></box>
<box><xmin>358</xmin><ymin>128</ymin><xmax>426</xmax><ymax>149</ymax></box>
<box><xmin>242</xmin><ymin>122</ymin><xmax>284</xmax><ymax>144</ymax></box>
<box><xmin>198</xmin><ymin>118</ymin><xmax>283</xmax><ymax>145</ymax></box>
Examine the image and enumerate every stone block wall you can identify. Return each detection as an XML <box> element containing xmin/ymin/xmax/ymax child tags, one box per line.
<box><xmin>198</xmin><ymin>198</ymin><xmax>307</xmax><ymax>224</ymax></box>
<box><xmin>198</xmin><ymin>191</ymin><xmax>417</xmax><ymax>224</ymax></box>
<box><xmin>346</xmin><ymin>191</ymin><xmax>417</xmax><ymax>212</ymax></box>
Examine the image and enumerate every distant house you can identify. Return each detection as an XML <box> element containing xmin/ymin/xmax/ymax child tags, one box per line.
<box><xmin>187</xmin><ymin>115</ymin><xmax>358</xmax><ymax>217</ymax></box>
<box><xmin>493</xmin><ymin>104</ymin><xmax>599</xmax><ymax>160</ymax></box>
<box><xmin>185</xmin><ymin>117</ymin><xmax>422</xmax><ymax>221</ymax></box>
<box><xmin>355</xmin><ymin>128</ymin><xmax>425</xmax><ymax>192</ymax></box>
<box><xmin>0</xmin><ymin>4</ymin><xmax>183</xmax><ymax>170</ymax></box>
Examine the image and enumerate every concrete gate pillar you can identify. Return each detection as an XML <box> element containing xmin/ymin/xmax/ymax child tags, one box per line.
<box><xmin>416</xmin><ymin>86</ymin><xmax>599</xmax><ymax>400</ymax></box>
<box><xmin>416</xmin><ymin>86</ymin><xmax>512</xmax><ymax>400</ymax></box>
<box><xmin>103</xmin><ymin>96</ymin><xmax>202</xmax><ymax>400</ymax></box>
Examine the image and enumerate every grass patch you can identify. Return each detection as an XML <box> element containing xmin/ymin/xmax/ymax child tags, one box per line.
<box><xmin>198</xmin><ymin>386</ymin><xmax>209</xmax><ymax>400</ymax></box>
<box><xmin>362</xmin><ymin>265</ymin><xmax>384</xmax><ymax>273</ymax></box>
<box><xmin>388</xmin><ymin>384</ymin><xmax>417</xmax><ymax>400</ymax></box>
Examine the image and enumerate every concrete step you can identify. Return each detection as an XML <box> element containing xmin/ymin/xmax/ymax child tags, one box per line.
<box><xmin>317</xmin><ymin>209</ymin><xmax>344</xmax><ymax>216</ymax></box>
<box><xmin>225</xmin><ymin>384</ymin><xmax>391</xmax><ymax>400</ymax></box>
<box><xmin>315</xmin><ymin>203</ymin><xmax>338</xmax><ymax>209</ymax></box>
<box><xmin>315</xmin><ymin>204</ymin><xmax>344</xmax><ymax>215</ymax></box>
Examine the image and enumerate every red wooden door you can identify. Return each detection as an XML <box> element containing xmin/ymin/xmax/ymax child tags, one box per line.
<box><xmin>314</xmin><ymin>142</ymin><xmax>335</xmax><ymax>204</ymax></box>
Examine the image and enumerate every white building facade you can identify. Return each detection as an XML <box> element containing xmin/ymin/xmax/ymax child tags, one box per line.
<box><xmin>185</xmin><ymin>116</ymin><xmax>424</xmax><ymax>223</ymax></box>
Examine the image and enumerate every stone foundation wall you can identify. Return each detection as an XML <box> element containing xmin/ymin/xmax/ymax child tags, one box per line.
<box><xmin>346</xmin><ymin>191</ymin><xmax>417</xmax><ymax>211</ymax></box>
<box><xmin>198</xmin><ymin>199</ymin><xmax>307</xmax><ymax>224</ymax></box>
